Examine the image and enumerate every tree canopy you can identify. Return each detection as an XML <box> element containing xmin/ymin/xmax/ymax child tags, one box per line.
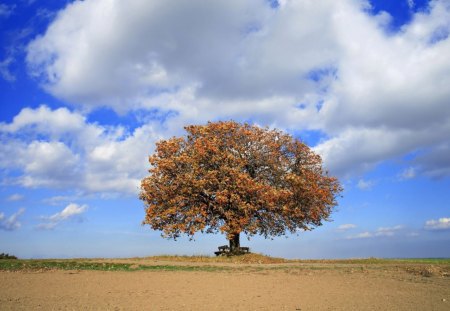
<box><xmin>140</xmin><ymin>121</ymin><xmax>342</xmax><ymax>252</ymax></box>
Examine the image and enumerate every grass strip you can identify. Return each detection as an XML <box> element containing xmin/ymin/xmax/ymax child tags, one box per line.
<box><xmin>0</xmin><ymin>260</ymin><xmax>231</xmax><ymax>272</ymax></box>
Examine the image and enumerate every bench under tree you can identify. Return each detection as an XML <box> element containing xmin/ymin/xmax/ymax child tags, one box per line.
<box><xmin>214</xmin><ymin>245</ymin><xmax>250</xmax><ymax>256</ymax></box>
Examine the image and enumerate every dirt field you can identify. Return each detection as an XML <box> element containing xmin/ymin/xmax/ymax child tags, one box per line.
<box><xmin>1</xmin><ymin>257</ymin><xmax>449</xmax><ymax>310</ymax></box>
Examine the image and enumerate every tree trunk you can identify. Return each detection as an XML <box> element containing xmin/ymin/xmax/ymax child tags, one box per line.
<box><xmin>229</xmin><ymin>232</ymin><xmax>240</xmax><ymax>254</ymax></box>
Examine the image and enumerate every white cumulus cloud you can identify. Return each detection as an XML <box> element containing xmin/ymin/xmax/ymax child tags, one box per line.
<box><xmin>346</xmin><ymin>231</ymin><xmax>373</xmax><ymax>239</ymax></box>
<box><xmin>336</xmin><ymin>223</ymin><xmax>357</xmax><ymax>231</ymax></box>
<box><xmin>0</xmin><ymin>208</ymin><xmax>25</xmax><ymax>231</ymax></box>
<box><xmin>0</xmin><ymin>56</ymin><xmax>16</xmax><ymax>82</ymax></box>
<box><xmin>424</xmin><ymin>217</ymin><xmax>450</xmax><ymax>230</ymax></box>
<box><xmin>37</xmin><ymin>203</ymin><xmax>88</xmax><ymax>229</ymax></box>
<box><xmin>346</xmin><ymin>225</ymin><xmax>404</xmax><ymax>239</ymax></box>
<box><xmin>0</xmin><ymin>105</ymin><xmax>162</xmax><ymax>194</ymax></box>
<box><xmin>357</xmin><ymin>179</ymin><xmax>374</xmax><ymax>190</ymax></box>
<box><xmin>375</xmin><ymin>225</ymin><xmax>404</xmax><ymax>237</ymax></box>
<box><xmin>398</xmin><ymin>167</ymin><xmax>416</xmax><ymax>180</ymax></box>
<box><xmin>5</xmin><ymin>0</ymin><xmax>450</xmax><ymax>183</ymax></box>
<box><xmin>6</xmin><ymin>194</ymin><xmax>24</xmax><ymax>202</ymax></box>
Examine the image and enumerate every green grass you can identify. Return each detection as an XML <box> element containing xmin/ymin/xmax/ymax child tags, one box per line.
<box><xmin>0</xmin><ymin>259</ymin><xmax>231</xmax><ymax>272</ymax></box>
<box><xmin>0</xmin><ymin>260</ymin><xmax>131</xmax><ymax>271</ymax></box>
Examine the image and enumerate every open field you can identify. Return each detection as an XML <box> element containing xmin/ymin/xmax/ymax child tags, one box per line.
<box><xmin>1</xmin><ymin>255</ymin><xmax>449</xmax><ymax>310</ymax></box>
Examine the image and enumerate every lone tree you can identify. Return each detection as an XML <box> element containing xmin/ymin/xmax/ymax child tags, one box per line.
<box><xmin>140</xmin><ymin>121</ymin><xmax>342</xmax><ymax>254</ymax></box>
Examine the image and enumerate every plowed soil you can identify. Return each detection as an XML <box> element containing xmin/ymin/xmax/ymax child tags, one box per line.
<box><xmin>1</xmin><ymin>259</ymin><xmax>449</xmax><ymax>310</ymax></box>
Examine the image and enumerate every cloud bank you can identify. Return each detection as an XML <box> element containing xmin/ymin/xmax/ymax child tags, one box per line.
<box><xmin>0</xmin><ymin>105</ymin><xmax>161</xmax><ymax>194</ymax></box>
<box><xmin>1</xmin><ymin>0</ymin><xmax>450</xmax><ymax>195</ymax></box>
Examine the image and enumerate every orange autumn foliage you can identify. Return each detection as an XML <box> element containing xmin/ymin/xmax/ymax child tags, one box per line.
<box><xmin>140</xmin><ymin>121</ymin><xmax>342</xmax><ymax>243</ymax></box>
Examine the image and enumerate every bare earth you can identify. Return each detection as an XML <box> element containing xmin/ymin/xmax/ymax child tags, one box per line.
<box><xmin>1</xmin><ymin>259</ymin><xmax>449</xmax><ymax>310</ymax></box>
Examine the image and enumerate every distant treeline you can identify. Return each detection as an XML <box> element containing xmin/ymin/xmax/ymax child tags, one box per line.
<box><xmin>0</xmin><ymin>253</ymin><xmax>17</xmax><ymax>259</ymax></box>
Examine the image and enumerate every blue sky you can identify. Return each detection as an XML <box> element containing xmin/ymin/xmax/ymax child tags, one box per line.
<box><xmin>1</xmin><ymin>0</ymin><xmax>450</xmax><ymax>259</ymax></box>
